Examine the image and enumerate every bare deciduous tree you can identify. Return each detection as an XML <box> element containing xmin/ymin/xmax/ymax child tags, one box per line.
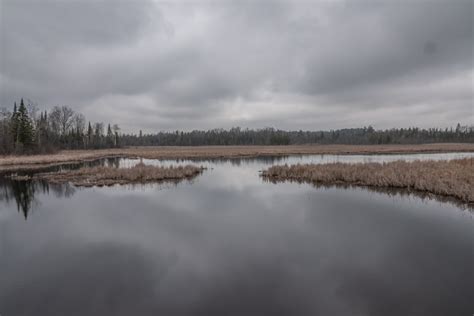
<box><xmin>50</xmin><ymin>105</ymin><xmax>75</xmax><ymax>135</ymax></box>
<box><xmin>72</xmin><ymin>113</ymin><xmax>86</xmax><ymax>134</ymax></box>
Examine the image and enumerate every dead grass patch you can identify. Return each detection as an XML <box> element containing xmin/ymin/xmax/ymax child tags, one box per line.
<box><xmin>261</xmin><ymin>158</ymin><xmax>474</xmax><ymax>203</ymax></box>
<box><xmin>34</xmin><ymin>163</ymin><xmax>205</xmax><ymax>187</ymax></box>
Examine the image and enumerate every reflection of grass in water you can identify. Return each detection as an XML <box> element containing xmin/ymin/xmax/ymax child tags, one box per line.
<box><xmin>33</xmin><ymin>163</ymin><xmax>205</xmax><ymax>187</ymax></box>
<box><xmin>322</xmin><ymin>183</ymin><xmax>472</xmax><ymax>211</ymax></box>
<box><xmin>261</xmin><ymin>158</ymin><xmax>474</xmax><ymax>206</ymax></box>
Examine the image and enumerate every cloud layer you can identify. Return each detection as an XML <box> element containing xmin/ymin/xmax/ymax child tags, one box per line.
<box><xmin>1</xmin><ymin>0</ymin><xmax>472</xmax><ymax>132</ymax></box>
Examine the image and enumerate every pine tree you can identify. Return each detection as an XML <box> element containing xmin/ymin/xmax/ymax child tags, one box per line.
<box><xmin>106</xmin><ymin>124</ymin><xmax>114</xmax><ymax>147</ymax></box>
<box><xmin>114</xmin><ymin>131</ymin><xmax>119</xmax><ymax>147</ymax></box>
<box><xmin>16</xmin><ymin>99</ymin><xmax>35</xmax><ymax>150</ymax></box>
<box><xmin>87</xmin><ymin>122</ymin><xmax>93</xmax><ymax>148</ymax></box>
<box><xmin>93</xmin><ymin>123</ymin><xmax>103</xmax><ymax>148</ymax></box>
<box><xmin>37</xmin><ymin>112</ymin><xmax>44</xmax><ymax>147</ymax></box>
<box><xmin>11</xmin><ymin>102</ymin><xmax>19</xmax><ymax>144</ymax></box>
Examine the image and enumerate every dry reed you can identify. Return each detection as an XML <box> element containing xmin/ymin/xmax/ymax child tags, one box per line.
<box><xmin>261</xmin><ymin>158</ymin><xmax>474</xmax><ymax>203</ymax></box>
<box><xmin>35</xmin><ymin>163</ymin><xmax>205</xmax><ymax>187</ymax></box>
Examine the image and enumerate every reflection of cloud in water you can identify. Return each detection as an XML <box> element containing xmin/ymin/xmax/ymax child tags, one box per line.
<box><xmin>0</xmin><ymin>242</ymin><xmax>167</xmax><ymax>315</ymax></box>
<box><xmin>1</xmin><ymin>179</ymin><xmax>472</xmax><ymax>315</ymax></box>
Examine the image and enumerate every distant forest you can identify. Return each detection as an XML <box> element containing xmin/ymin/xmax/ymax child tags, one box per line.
<box><xmin>122</xmin><ymin>125</ymin><xmax>474</xmax><ymax>147</ymax></box>
<box><xmin>1</xmin><ymin>99</ymin><xmax>473</xmax><ymax>155</ymax></box>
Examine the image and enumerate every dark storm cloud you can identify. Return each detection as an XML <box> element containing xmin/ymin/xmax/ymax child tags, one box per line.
<box><xmin>0</xmin><ymin>0</ymin><xmax>472</xmax><ymax>132</ymax></box>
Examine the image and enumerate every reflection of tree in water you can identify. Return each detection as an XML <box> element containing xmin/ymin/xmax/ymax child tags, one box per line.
<box><xmin>0</xmin><ymin>157</ymin><xmax>124</xmax><ymax>220</ymax></box>
<box><xmin>12</xmin><ymin>180</ymin><xmax>36</xmax><ymax>219</ymax></box>
<box><xmin>0</xmin><ymin>158</ymin><xmax>123</xmax><ymax>220</ymax></box>
<box><xmin>105</xmin><ymin>157</ymin><xmax>120</xmax><ymax>168</ymax></box>
<box><xmin>170</xmin><ymin>156</ymin><xmax>289</xmax><ymax>166</ymax></box>
<box><xmin>0</xmin><ymin>176</ymin><xmax>76</xmax><ymax>219</ymax></box>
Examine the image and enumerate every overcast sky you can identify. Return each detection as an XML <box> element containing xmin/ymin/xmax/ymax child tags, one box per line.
<box><xmin>1</xmin><ymin>0</ymin><xmax>472</xmax><ymax>132</ymax></box>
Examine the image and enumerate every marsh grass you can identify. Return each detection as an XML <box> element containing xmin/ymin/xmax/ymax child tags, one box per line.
<box><xmin>35</xmin><ymin>163</ymin><xmax>205</xmax><ymax>187</ymax></box>
<box><xmin>1</xmin><ymin>143</ymin><xmax>473</xmax><ymax>171</ymax></box>
<box><xmin>261</xmin><ymin>158</ymin><xmax>474</xmax><ymax>203</ymax></box>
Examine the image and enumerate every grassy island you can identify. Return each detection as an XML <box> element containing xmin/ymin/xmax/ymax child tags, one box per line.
<box><xmin>28</xmin><ymin>163</ymin><xmax>205</xmax><ymax>187</ymax></box>
<box><xmin>261</xmin><ymin>158</ymin><xmax>473</xmax><ymax>203</ymax></box>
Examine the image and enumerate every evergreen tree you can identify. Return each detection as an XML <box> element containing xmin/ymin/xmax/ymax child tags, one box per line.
<box><xmin>93</xmin><ymin>122</ymin><xmax>103</xmax><ymax>148</ymax></box>
<box><xmin>87</xmin><ymin>122</ymin><xmax>93</xmax><ymax>147</ymax></box>
<box><xmin>36</xmin><ymin>112</ymin><xmax>44</xmax><ymax>147</ymax></box>
<box><xmin>16</xmin><ymin>99</ymin><xmax>35</xmax><ymax>150</ymax></box>
<box><xmin>106</xmin><ymin>124</ymin><xmax>114</xmax><ymax>147</ymax></box>
<box><xmin>114</xmin><ymin>131</ymin><xmax>120</xmax><ymax>147</ymax></box>
<box><xmin>11</xmin><ymin>102</ymin><xmax>19</xmax><ymax>143</ymax></box>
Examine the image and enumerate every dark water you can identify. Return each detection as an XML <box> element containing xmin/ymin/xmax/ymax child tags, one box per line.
<box><xmin>0</xmin><ymin>154</ymin><xmax>473</xmax><ymax>316</ymax></box>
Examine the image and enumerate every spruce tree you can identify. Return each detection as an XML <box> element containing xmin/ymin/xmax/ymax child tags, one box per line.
<box><xmin>11</xmin><ymin>102</ymin><xmax>19</xmax><ymax>144</ymax></box>
<box><xmin>107</xmin><ymin>124</ymin><xmax>114</xmax><ymax>147</ymax></box>
<box><xmin>87</xmin><ymin>122</ymin><xmax>93</xmax><ymax>148</ymax></box>
<box><xmin>37</xmin><ymin>112</ymin><xmax>44</xmax><ymax>147</ymax></box>
<box><xmin>17</xmin><ymin>99</ymin><xmax>35</xmax><ymax>150</ymax></box>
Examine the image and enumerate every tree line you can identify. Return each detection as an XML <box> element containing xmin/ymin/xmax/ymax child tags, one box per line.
<box><xmin>0</xmin><ymin>99</ymin><xmax>121</xmax><ymax>155</ymax></box>
<box><xmin>121</xmin><ymin>125</ymin><xmax>474</xmax><ymax>146</ymax></box>
<box><xmin>1</xmin><ymin>99</ymin><xmax>473</xmax><ymax>155</ymax></box>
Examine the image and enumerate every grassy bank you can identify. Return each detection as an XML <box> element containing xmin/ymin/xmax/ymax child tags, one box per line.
<box><xmin>26</xmin><ymin>163</ymin><xmax>205</xmax><ymax>187</ymax></box>
<box><xmin>1</xmin><ymin>144</ymin><xmax>473</xmax><ymax>171</ymax></box>
<box><xmin>261</xmin><ymin>158</ymin><xmax>474</xmax><ymax>203</ymax></box>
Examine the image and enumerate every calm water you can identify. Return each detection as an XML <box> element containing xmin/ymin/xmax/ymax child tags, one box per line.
<box><xmin>0</xmin><ymin>153</ymin><xmax>473</xmax><ymax>316</ymax></box>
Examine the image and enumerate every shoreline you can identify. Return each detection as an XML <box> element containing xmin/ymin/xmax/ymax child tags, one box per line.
<box><xmin>1</xmin><ymin>143</ymin><xmax>473</xmax><ymax>171</ymax></box>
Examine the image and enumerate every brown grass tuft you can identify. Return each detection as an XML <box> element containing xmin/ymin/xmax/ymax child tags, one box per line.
<box><xmin>261</xmin><ymin>158</ymin><xmax>474</xmax><ymax>203</ymax></box>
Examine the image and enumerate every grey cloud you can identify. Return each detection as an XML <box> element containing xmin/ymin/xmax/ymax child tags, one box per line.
<box><xmin>2</xmin><ymin>0</ymin><xmax>153</xmax><ymax>48</ymax></box>
<box><xmin>0</xmin><ymin>0</ymin><xmax>472</xmax><ymax>132</ymax></box>
<box><xmin>297</xmin><ymin>1</ymin><xmax>473</xmax><ymax>96</ymax></box>
<box><xmin>1</xmin><ymin>0</ymin><xmax>156</xmax><ymax>104</ymax></box>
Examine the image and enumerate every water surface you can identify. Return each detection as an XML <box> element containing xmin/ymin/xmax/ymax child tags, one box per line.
<box><xmin>0</xmin><ymin>153</ymin><xmax>473</xmax><ymax>315</ymax></box>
